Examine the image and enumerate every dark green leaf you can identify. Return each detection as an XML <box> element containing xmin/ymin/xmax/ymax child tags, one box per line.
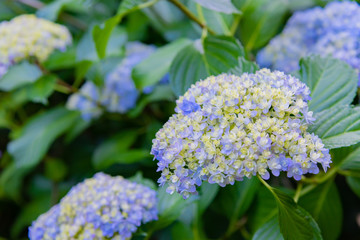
<box><xmin>93</xmin><ymin>0</ymin><xmax>159</xmax><ymax>59</ymax></box>
<box><xmin>239</xmin><ymin>0</ymin><xmax>288</xmax><ymax>50</ymax></box>
<box><xmin>8</xmin><ymin>107</ymin><xmax>80</xmax><ymax>168</ymax></box>
<box><xmin>216</xmin><ymin>177</ymin><xmax>259</xmax><ymax>220</ymax></box>
<box><xmin>92</xmin><ymin>130</ymin><xmax>150</xmax><ymax>169</ymax></box>
<box><xmin>132</xmin><ymin>38</ymin><xmax>192</xmax><ymax>89</ymax></box>
<box><xmin>309</xmin><ymin>105</ymin><xmax>360</xmax><ymax>149</ymax></box>
<box><xmin>253</xmin><ymin>216</ymin><xmax>283</xmax><ymax>240</ymax></box>
<box><xmin>298</xmin><ymin>181</ymin><xmax>342</xmax><ymax>240</ymax></box>
<box><xmin>298</xmin><ymin>55</ymin><xmax>357</xmax><ymax>112</ymax></box>
<box><xmin>346</xmin><ymin>176</ymin><xmax>360</xmax><ymax>198</ymax></box>
<box><xmin>170</xmin><ymin>221</ymin><xmax>194</xmax><ymax>240</ymax></box>
<box><xmin>197</xmin><ymin>182</ymin><xmax>219</xmax><ymax>214</ymax></box>
<box><xmin>170</xmin><ymin>35</ymin><xmax>246</xmax><ymax>96</ymax></box>
<box><xmin>44</xmin><ymin>48</ymin><xmax>76</xmax><ymax>71</ymax></box>
<box><xmin>128</xmin><ymin>85</ymin><xmax>175</xmax><ymax>118</ymax></box>
<box><xmin>272</xmin><ymin>188</ymin><xmax>323</xmax><ymax>240</ymax></box>
<box><xmin>193</xmin><ymin>0</ymin><xmax>240</xmax><ymax>14</ymax></box>
<box><xmin>228</xmin><ymin>57</ymin><xmax>259</xmax><ymax>75</ymax></box>
<box><xmin>15</xmin><ymin>75</ymin><xmax>56</xmax><ymax>104</ymax></box>
<box><xmin>44</xmin><ymin>158</ymin><xmax>67</xmax><ymax>182</ymax></box>
<box><xmin>0</xmin><ymin>61</ymin><xmax>42</xmax><ymax>91</ymax></box>
<box><xmin>148</xmin><ymin>186</ymin><xmax>191</xmax><ymax>231</ymax></box>
<box><xmin>334</xmin><ymin>143</ymin><xmax>360</xmax><ymax>171</ymax></box>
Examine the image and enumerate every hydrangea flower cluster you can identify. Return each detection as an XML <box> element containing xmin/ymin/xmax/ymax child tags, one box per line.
<box><xmin>29</xmin><ymin>173</ymin><xmax>158</xmax><ymax>240</ymax></box>
<box><xmin>151</xmin><ymin>70</ymin><xmax>331</xmax><ymax>198</ymax></box>
<box><xmin>257</xmin><ymin>1</ymin><xmax>360</xmax><ymax>77</ymax></box>
<box><xmin>0</xmin><ymin>14</ymin><xmax>72</xmax><ymax>78</ymax></box>
<box><xmin>67</xmin><ymin>42</ymin><xmax>168</xmax><ymax>120</ymax></box>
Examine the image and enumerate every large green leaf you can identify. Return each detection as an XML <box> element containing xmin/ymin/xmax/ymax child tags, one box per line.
<box><xmin>346</xmin><ymin>177</ymin><xmax>360</xmax><ymax>198</ymax></box>
<box><xmin>298</xmin><ymin>181</ymin><xmax>342</xmax><ymax>240</ymax></box>
<box><xmin>0</xmin><ymin>61</ymin><xmax>42</xmax><ymax>91</ymax></box>
<box><xmin>309</xmin><ymin>105</ymin><xmax>360</xmax><ymax>149</ymax></box>
<box><xmin>216</xmin><ymin>178</ymin><xmax>259</xmax><ymax>220</ymax></box>
<box><xmin>92</xmin><ymin>130</ymin><xmax>150</xmax><ymax>169</ymax></box>
<box><xmin>170</xmin><ymin>35</ymin><xmax>247</xmax><ymax>96</ymax></box>
<box><xmin>93</xmin><ymin>0</ymin><xmax>159</xmax><ymax>59</ymax></box>
<box><xmin>132</xmin><ymin>38</ymin><xmax>192</xmax><ymax>89</ymax></box>
<box><xmin>273</xmin><ymin>188</ymin><xmax>323</xmax><ymax>240</ymax></box>
<box><xmin>239</xmin><ymin>0</ymin><xmax>288</xmax><ymax>50</ymax></box>
<box><xmin>298</xmin><ymin>55</ymin><xmax>358</xmax><ymax>113</ymax></box>
<box><xmin>193</xmin><ymin>0</ymin><xmax>240</xmax><ymax>14</ymax></box>
<box><xmin>8</xmin><ymin>107</ymin><xmax>80</xmax><ymax>168</ymax></box>
<box><xmin>15</xmin><ymin>75</ymin><xmax>56</xmax><ymax>104</ymax></box>
<box><xmin>44</xmin><ymin>48</ymin><xmax>76</xmax><ymax>71</ymax></box>
<box><xmin>253</xmin><ymin>216</ymin><xmax>283</xmax><ymax>240</ymax></box>
<box><xmin>148</xmin><ymin>186</ymin><xmax>191</xmax><ymax>231</ymax></box>
<box><xmin>228</xmin><ymin>57</ymin><xmax>259</xmax><ymax>76</ymax></box>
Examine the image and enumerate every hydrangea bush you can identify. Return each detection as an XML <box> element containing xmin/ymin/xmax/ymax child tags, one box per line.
<box><xmin>257</xmin><ymin>1</ymin><xmax>360</xmax><ymax>78</ymax></box>
<box><xmin>29</xmin><ymin>173</ymin><xmax>158</xmax><ymax>240</ymax></box>
<box><xmin>1</xmin><ymin>1</ymin><xmax>360</xmax><ymax>240</ymax></box>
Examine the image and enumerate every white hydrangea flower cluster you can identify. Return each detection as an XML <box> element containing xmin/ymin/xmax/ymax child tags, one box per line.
<box><xmin>0</xmin><ymin>14</ymin><xmax>72</xmax><ymax>78</ymax></box>
<box><xmin>151</xmin><ymin>70</ymin><xmax>331</xmax><ymax>198</ymax></box>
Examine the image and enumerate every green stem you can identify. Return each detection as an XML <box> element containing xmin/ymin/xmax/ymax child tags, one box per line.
<box><xmin>230</xmin><ymin>14</ymin><xmax>242</xmax><ymax>36</ymax></box>
<box><xmin>168</xmin><ymin>0</ymin><xmax>216</xmax><ymax>35</ymax></box>
<box><xmin>196</xmin><ymin>3</ymin><xmax>208</xmax><ymax>41</ymax></box>
<box><xmin>293</xmin><ymin>182</ymin><xmax>303</xmax><ymax>203</ymax></box>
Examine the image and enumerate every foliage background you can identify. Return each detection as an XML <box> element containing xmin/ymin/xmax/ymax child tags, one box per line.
<box><xmin>0</xmin><ymin>0</ymin><xmax>360</xmax><ymax>239</ymax></box>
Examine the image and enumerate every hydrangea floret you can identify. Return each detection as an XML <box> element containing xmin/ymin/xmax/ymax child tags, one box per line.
<box><xmin>151</xmin><ymin>70</ymin><xmax>331</xmax><ymax>199</ymax></box>
<box><xmin>0</xmin><ymin>14</ymin><xmax>72</xmax><ymax>78</ymax></box>
<box><xmin>29</xmin><ymin>173</ymin><xmax>158</xmax><ymax>240</ymax></box>
<box><xmin>67</xmin><ymin>42</ymin><xmax>168</xmax><ymax>120</ymax></box>
<box><xmin>257</xmin><ymin>1</ymin><xmax>360</xmax><ymax>78</ymax></box>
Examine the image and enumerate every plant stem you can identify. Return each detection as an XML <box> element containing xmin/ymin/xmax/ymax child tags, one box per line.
<box><xmin>168</xmin><ymin>0</ymin><xmax>216</xmax><ymax>35</ymax></box>
<box><xmin>16</xmin><ymin>0</ymin><xmax>87</xmax><ymax>30</ymax></box>
<box><xmin>293</xmin><ymin>182</ymin><xmax>303</xmax><ymax>203</ymax></box>
<box><xmin>196</xmin><ymin>3</ymin><xmax>208</xmax><ymax>41</ymax></box>
<box><xmin>230</xmin><ymin>14</ymin><xmax>242</xmax><ymax>36</ymax></box>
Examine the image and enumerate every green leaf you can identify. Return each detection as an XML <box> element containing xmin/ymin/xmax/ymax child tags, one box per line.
<box><xmin>170</xmin><ymin>221</ymin><xmax>194</xmax><ymax>240</ymax></box>
<box><xmin>44</xmin><ymin>158</ymin><xmax>67</xmax><ymax>182</ymax></box>
<box><xmin>170</xmin><ymin>35</ymin><xmax>246</xmax><ymax>96</ymax></box>
<box><xmin>346</xmin><ymin>177</ymin><xmax>360</xmax><ymax>198</ymax></box>
<box><xmin>253</xmin><ymin>216</ymin><xmax>284</xmax><ymax>240</ymax></box>
<box><xmin>193</xmin><ymin>0</ymin><xmax>240</xmax><ymax>14</ymax></box>
<box><xmin>298</xmin><ymin>181</ymin><xmax>342</xmax><ymax>240</ymax></box>
<box><xmin>298</xmin><ymin>55</ymin><xmax>358</xmax><ymax>113</ymax></box>
<box><xmin>333</xmin><ymin>143</ymin><xmax>360</xmax><ymax>171</ymax></box>
<box><xmin>309</xmin><ymin>105</ymin><xmax>360</xmax><ymax>149</ymax></box>
<box><xmin>272</xmin><ymin>188</ymin><xmax>323</xmax><ymax>240</ymax></box>
<box><xmin>0</xmin><ymin>61</ymin><xmax>42</xmax><ymax>91</ymax></box>
<box><xmin>128</xmin><ymin>172</ymin><xmax>157</xmax><ymax>190</ymax></box>
<box><xmin>132</xmin><ymin>38</ymin><xmax>192</xmax><ymax>89</ymax></box>
<box><xmin>197</xmin><ymin>182</ymin><xmax>219</xmax><ymax>214</ymax></box>
<box><xmin>128</xmin><ymin>85</ymin><xmax>175</xmax><ymax>118</ymax></box>
<box><xmin>8</xmin><ymin>107</ymin><xmax>80</xmax><ymax>168</ymax></box>
<box><xmin>228</xmin><ymin>57</ymin><xmax>259</xmax><ymax>75</ymax></box>
<box><xmin>93</xmin><ymin>0</ymin><xmax>159</xmax><ymax>59</ymax></box>
<box><xmin>92</xmin><ymin>130</ymin><xmax>150</xmax><ymax>169</ymax></box>
<box><xmin>216</xmin><ymin>177</ymin><xmax>259</xmax><ymax>220</ymax></box>
<box><xmin>148</xmin><ymin>186</ymin><xmax>192</xmax><ymax>231</ymax></box>
<box><xmin>36</xmin><ymin>0</ymin><xmax>72</xmax><ymax>21</ymax></box>
<box><xmin>239</xmin><ymin>0</ymin><xmax>288</xmax><ymax>50</ymax></box>
<box><xmin>44</xmin><ymin>48</ymin><xmax>76</xmax><ymax>71</ymax></box>
<box><xmin>15</xmin><ymin>75</ymin><xmax>56</xmax><ymax>104</ymax></box>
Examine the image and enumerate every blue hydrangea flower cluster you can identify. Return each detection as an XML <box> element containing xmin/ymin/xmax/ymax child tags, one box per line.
<box><xmin>151</xmin><ymin>70</ymin><xmax>331</xmax><ymax>198</ymax></box>
<box><xmin>257</xmin><ymin>1</ymin><xmax>360</xmax><ymax>77</ymax></box>
<box><xmin>0</xmin><ymin>14</ymin><xmax>71</xmax><ymax>78</ymax></box>
<box><xmin>67</xmin><ymin>42</ymin><xmax>167</xmax><ymax>120</ymax></box>
<box><xmin>29</xmin><ymin>173</ymin><xmax>158</xmax><ymax>240</ymax></box>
